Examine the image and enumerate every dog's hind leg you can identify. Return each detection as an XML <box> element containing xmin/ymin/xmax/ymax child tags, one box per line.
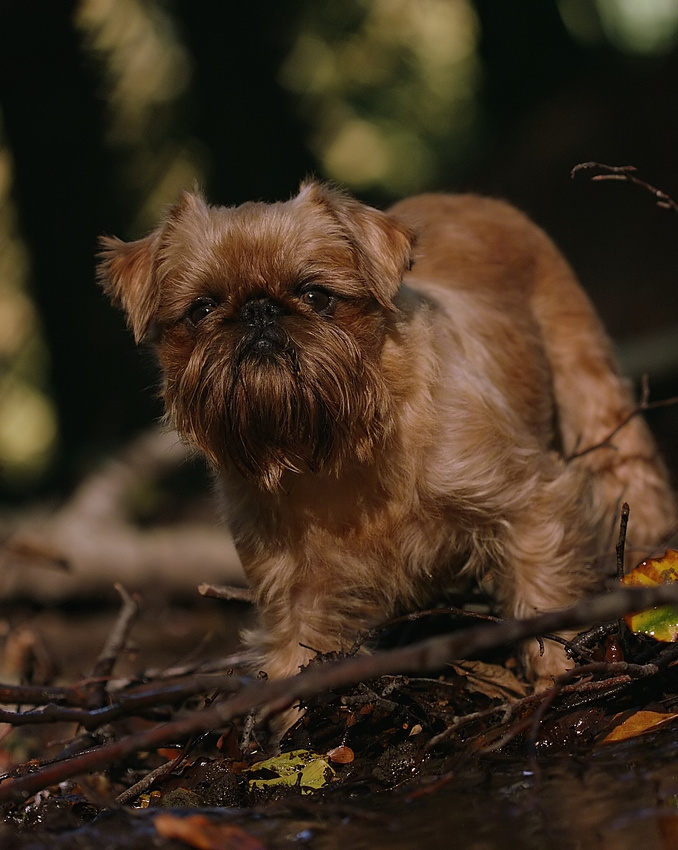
<box><xmin>530</xmin><ymin>235</ymin><xmax>676</xmax><ymax>559</ymax></box>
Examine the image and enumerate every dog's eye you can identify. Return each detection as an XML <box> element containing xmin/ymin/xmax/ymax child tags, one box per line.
<box><xmin>186</xmin><ymin>298</ymin><xmax>218</xmax><ymax>326</ymax></box>
<box><xmin>301</xmin><ymin>288</ymin><xmax>334</xmax><ymax>314</ymax></box>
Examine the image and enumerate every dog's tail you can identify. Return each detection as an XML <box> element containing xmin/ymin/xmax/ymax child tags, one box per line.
<box><xmin>531</xmin><ymin>234</ymin><xmax>677</xmax><ymax>561</ymax></box>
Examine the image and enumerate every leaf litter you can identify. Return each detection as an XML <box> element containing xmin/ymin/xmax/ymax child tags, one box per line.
<box><xmin>3</xmin><ymin>548</ymin><xmax>678</xmax><ymax>846</ymax></box>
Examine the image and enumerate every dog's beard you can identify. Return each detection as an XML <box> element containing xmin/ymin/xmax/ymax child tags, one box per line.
<box><xmin>164</xmin><ymin>323</ymin><xmax>392</xmax><ymax>491</ymax></box>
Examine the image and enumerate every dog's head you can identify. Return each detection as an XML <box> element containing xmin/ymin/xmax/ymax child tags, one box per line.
<box><xmin>98</xmin><ymin>182</ymin><xmax>414</xmax><ymax>490</ymax></box>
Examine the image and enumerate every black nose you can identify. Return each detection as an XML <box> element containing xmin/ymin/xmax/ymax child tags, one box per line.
<box><xmin>238</xmin><ymin>298</ymin><xmax>288</xmax><ymax>357</ymax></box>
<box><xmin>239</xmin><ymin>298</ymin><xmax>283</xmax><ymax>326</ymax></box>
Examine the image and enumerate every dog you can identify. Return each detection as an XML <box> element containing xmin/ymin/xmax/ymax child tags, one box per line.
<box><xmin>98</xmin><ymin>181</ymin><xmax>676</xmax><ymax>690</ymax></box>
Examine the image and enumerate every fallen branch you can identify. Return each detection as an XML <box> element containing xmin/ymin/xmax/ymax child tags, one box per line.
<box><xmin>3</xmin><ymin>582</ymin><xmax>678</xmax><ymax>802</ymax></box>
<box><xmin>0</xmin><ymin>673</ymin><xmax>246</xmax><ymax>731</ymax></box>
<box><xmin>1</xmin><ymin>426</ymin><xmax>246</xmax><ymax>601</ymax></box>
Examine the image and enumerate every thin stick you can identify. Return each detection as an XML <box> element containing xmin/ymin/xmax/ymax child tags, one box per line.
<box><xmin>352</xmin><ymin>606</ymin><xmax>501</xmax><ymax>653</ymax></box>
<box><xmin>616</xmin><ymin>503</ymin><xmax>630</xmax><ymax>580</ymax></box>
<box><xmin>94</xmin><ymin>584</ymin><xmax>140</xmax><ymax>675</ymax></box>
<box><xmin>86</xmin><ymin>583</ymin><xmax>140</xmax><ymax>708</ymax></box>
<box><xmin>572</xmin><ymin>163</ymin><xmax>678</xmax><ymax>214</ymax></box>
<box><xmin>115</xmin><ymin>743</ymin><xmax>192</xmax><ymax>805</ymax></box>
<box><xmin>198</xmin><ymin>583</ymin><xmax>255</xmax><ymax>604</ymax></box>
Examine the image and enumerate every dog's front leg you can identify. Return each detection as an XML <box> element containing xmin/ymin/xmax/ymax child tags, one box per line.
<box><xmin>243</xmin><ymin>557</ymin><xmax>382</xmax><ymax>681</ymax></box>
<box><xmin>242</xmin><ymin>565</ymin><xmax>384</xmax><ymax>739</ymax></box>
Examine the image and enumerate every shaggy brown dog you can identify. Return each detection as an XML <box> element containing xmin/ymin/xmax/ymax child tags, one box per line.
<box><xmin>98</xmin><ymin>182</ymin><xmax>676</xmax><ymax>689</ymax></box>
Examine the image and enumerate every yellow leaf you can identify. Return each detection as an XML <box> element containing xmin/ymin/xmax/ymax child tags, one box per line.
<box><xmin>245</xmin><ymin>749</ymin><xmax>335</xmax><ymax>794</ymax></box>
<box><xmin>623</xmin><ymin>549</ymin><xmax>678</xmax><ymax>586</ymax></box>
<box><xmin>602</xmin><ymin>710</ymin><xmax>678</xmax><ymax>744</ymax></box>
<box><xmin>621</xmin><ymin>550</ymin><xmax>678</xmax><ymax>641</ymax></box>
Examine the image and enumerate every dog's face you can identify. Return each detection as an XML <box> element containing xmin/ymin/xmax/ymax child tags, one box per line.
<box><xmin>98</xmin><ymin>182</ymin><xmax>414</xmax><ymax>490</ymax></box>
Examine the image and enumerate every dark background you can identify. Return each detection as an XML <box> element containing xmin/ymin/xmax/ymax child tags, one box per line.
<box><xmin>1</xmin><ymin>0</ymin><xmax>677</xmax><ymax>503</ymax></box>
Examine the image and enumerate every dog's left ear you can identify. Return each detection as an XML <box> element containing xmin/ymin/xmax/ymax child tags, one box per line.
<box><xmin>97</xmin><ymin>232</ymin><xmax>160</xmax><ymax>343</ymax></box>
<box><xmin>296</xmin><ymin>181</ymin><xmax>415</xmax><ymax>309</ymax></box>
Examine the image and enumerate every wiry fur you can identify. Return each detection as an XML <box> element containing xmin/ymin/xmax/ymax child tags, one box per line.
<box><xmin>98</xmin><ymin>182</ymin><xmax>677</xmax><ymax>691</ymax></box>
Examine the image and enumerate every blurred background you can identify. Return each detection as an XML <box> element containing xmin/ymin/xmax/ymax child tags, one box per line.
<box><xmin>1</xmin><ymin>0</ymin><xmax>678</xmax><ymax>505</ymax></box>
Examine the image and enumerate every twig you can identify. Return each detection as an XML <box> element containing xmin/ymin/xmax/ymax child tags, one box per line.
<box><xmin>649</xmin><ymin>640</ymin><xmax>678</xmax><ymax>670</ymax></box>
<box><xmin>340</xmin><ymin>683</ymin><xmax>399</xmax><ymax>715</ymax></box>
<box><xmin>0</xmin><ymin>683</ymin><xmax>90</xmax><ymax>708</ymax></box>
<box><xmin>3</xmin><ymin>583</ymin><xmax>678</xmax><ymax>802</ymax></box>
<box><xmin>429</xmin><ymin>655</ymin><xmax>660</xmax><ymax>752</ymax></box>
<box><xmin>570</xmin><ymin>621</ymin><xmax>619</xmax><ymax>655</ymax></box>
<box><xmin>616</xmin><ymin>503</ymin><xmax>631</xmax><ymax>581</ymax></box>
<box><xmin>143</xmin><ymin>652</ymin><xmax>251</xmax><ymax>680</ymax></box>
<box><xmin>523</xmin><ymin>657</ymin><xmax>660</xmax><ymax>767</ymax></box>
<box><xmin>572</xmin><ymin>163</ymin><xmax>678</xmax><ymax>214</ymax></box>
<box><xmin>351</xmin><ymin>606</ymin><xmax>501</xmax><ymax>653</ymax></box>
<box><xmin>0</xmin><ymin>673</ymin><xmax>246</xmax><ymax>731</ymax></box>
<box><xmin>86</xmin><ymin>584</ymin><xmax>140</xmax><ymax>708</ymax></box>
<box><xmin>95</xmin><ymin>584</ymin><xmax>140</xmax><ymax>674</ymax></box>
<box><xmin>538</xmin><ymin>633</ymin><xmax>596</xmax><ymax>662</ymax></box>
<box><xmin>198</xmin><ymin>583</ymin><xmax>254</xmax><ymax>604</ymax></box>
<box><xmin>115</xmin><ymin>741</ymin><xmax>193</xmax><ymax>805</ymax></box>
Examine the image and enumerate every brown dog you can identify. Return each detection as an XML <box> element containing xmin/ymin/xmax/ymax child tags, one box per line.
<box><xmin>98</xmin><ymin>182</ymin><xmax>676</xmax><ymax>688</ymax></box>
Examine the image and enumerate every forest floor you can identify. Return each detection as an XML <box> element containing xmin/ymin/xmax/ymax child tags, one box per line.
<box><xmin>1</xmin><ymin>577</ymin><xmax>678</xmax><ymax>849</ymax></box>
<box><xmin>2</xmin><ymin>432</ymin><xmax>678</xmax><ymax>848</ymax></box>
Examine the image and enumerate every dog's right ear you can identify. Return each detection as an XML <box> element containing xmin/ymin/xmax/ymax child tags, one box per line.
<box><xmin>97</xmin><ymin>191</ymin><xmax>208</xmax><ymax>343</ymax></box>
<box><xmin>97</xmin><ymin>232</ymin><xmax>160</xmax><ymax>344</ymax></box>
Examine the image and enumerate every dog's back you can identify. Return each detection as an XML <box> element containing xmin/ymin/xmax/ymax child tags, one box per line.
<box><xmin>390</xmin><ymin>192</ymin><xmax>676</xmax><ymax>560</ymax></box>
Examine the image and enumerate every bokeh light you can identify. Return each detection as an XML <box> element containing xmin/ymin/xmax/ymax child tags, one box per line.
<box><xmin>75</xmin><ymin>0</ymin><xmax>204</xmax><ymax>233</ymax></box>
<box><xmin>280</xmin><ymin>0</ymin><xmax>481</xmax><ymax>196</ymax></box>
<box><xmin>559</xmin><ymin>0</ymin><xmax>678</xmax><ymax>54</ymax></box>
<box><xmin>0</xmin><ymin>130</ymin><xmax>58</xmax><ymax>486</ymax></box>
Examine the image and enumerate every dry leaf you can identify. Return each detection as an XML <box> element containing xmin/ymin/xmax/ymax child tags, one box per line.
<box><xmin>621</xmin><ymin>550</ymin><xmax>678</xmax><ymax>641</ymax></box>
<box><xmin>451</xmin><ymin>659</ymin><xmax>528</xmax><ymax>701</ymax></box>
<box><xmin>601</xmin><ymin>710</ymin><xmax>678</xmax><ymax>744</ymax></box>
<box><xmin>154</xmin><ymin>812</ymin><xmax>266</xmax><ymax>850</ymax></box>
